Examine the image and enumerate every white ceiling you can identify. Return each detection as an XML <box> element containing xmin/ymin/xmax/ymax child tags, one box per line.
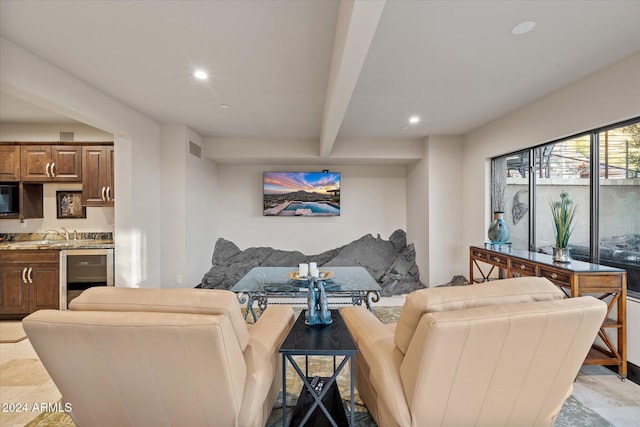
<box><xmin>1</xmin><ymin>0</ymin><xmax>639</xmax><ymax>150</ymax></box>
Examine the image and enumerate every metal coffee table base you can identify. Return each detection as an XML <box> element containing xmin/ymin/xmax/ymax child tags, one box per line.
<box><xmin>238</xmin><ymin>290</ymin><xmax>380</xmax><ymax>322</ymax></box>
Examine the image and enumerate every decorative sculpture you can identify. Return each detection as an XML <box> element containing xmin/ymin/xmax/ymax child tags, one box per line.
<box><xmin>305</xmin><ymin>278</ymin><xmax>332</xmax><ymax>326</ymax></box>
<box><xmin>512</xmin><ymin>189</ymin><xmax>529</xmax><ymax>225</ymax></box>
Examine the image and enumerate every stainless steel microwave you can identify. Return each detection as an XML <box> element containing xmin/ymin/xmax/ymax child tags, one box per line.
<box><xmin>0</xmin><ymin>184</ymin><xmax>19</xmax><ymax>215</ymax></box>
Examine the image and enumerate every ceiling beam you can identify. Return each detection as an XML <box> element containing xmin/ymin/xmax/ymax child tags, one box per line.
<box><xmin>319</xmin><ymin>0</ymin><xmax>386</xmax><ymax>158</ymax></box>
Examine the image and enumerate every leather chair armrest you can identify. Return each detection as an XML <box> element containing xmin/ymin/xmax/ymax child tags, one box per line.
<box><xmin>247</xmin><ymin>305</ymin><xmax>295</xmax><ymax>354</ymax></box>
<box><xmin>342</xmin><ymin>306</ymin><xmax>411</xmax><ymax>426</ymax></box>
<box><xmin>240</xmin><ymin>305</ymin><xmax>294</xmax><ymax>426</ymax></box>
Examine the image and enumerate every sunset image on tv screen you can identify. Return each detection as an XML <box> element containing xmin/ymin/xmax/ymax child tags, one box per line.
<box><xmin>263</xmin><ymin>172</ymin><xmax>340</xmax><ymax>216</ymax></box>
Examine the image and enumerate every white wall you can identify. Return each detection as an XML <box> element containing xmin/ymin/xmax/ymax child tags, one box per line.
<box><xmin>406</xmin><ymin>140</ymin><xmax>429</xmax><ymax>283</ymax></box>
<box><xmin>1</xmin><ymin>36</ymin><xmax>163</xmax><ymax>288</ymax></box>
<box><xmin>214</xmin><ymin>164</ymin><xmax>407</xmax><ymax>256</ymax></box>
<box><xmin>160</xmin><ymin>125</ymin><xmax>186</xmax><ymax>287</ymax></box>
<box><xmin>184</xmin><ymin>129</ymin><xmax>218</xmax><ymax>287</ymax></box>
<box><xmin>462</xmin><ymin>53</ymin><xmax>640</xmax><ymax>255</ymax></box>
<box><xmin>426</xmin><ymin>136</ymin><xmax>464</xmax><ymax>285</ymax></box>
<box><xmin>462</xmin><ymin>52</ymin><xmax>640</xmax><ymax>367</ymax></box>
<box><xmin>160</xmin><ymin>125</ymin><xmax>219</xmax><ymax>288</ymax></box>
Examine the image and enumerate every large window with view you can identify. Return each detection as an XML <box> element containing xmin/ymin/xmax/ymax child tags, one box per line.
<box><xmin>491</xmin><ymin>118</ymin><xmax>640</xmax><ymax>297</ymax></box>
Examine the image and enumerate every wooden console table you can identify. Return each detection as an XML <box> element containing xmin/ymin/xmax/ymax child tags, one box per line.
<box><xmin>470</xmin><ymin>245</ymin><xmax>627</xmax><ymax>379</ymax></box>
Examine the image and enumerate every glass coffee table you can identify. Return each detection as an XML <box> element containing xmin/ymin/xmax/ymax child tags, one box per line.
<box><xmin>231</xmin><ymin>266</ymin><xmax>381</xmax><ymax>321</ymax></box>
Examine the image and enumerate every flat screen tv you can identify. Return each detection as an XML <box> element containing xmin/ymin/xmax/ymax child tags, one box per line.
<box><xmin>263</xmin><ymin>171</ymin><xmax>340</xmax><ymax>216</ymax></box>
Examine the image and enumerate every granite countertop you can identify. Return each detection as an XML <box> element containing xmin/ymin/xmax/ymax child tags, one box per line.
<box><xmin>0</xmin><ymin>239</ymin><xmax>114</xmax><ymax>250</ymax></box>
<box><xmin>0</xmin><ymin>232</ymin><xmax>114</xmax><ymax>250</ymax></box>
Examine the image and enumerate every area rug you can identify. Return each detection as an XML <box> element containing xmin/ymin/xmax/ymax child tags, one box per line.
<box><xmin>0</xmin><ymin>321</ymin><xmax>27</xmax><ymax>343</ymax></box>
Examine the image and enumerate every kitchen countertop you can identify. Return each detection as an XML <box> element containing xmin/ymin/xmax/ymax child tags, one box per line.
<box><xmin>0</xmin><ymin>239</ymin><xmax>114</xmax><ymax>250</ymax></box>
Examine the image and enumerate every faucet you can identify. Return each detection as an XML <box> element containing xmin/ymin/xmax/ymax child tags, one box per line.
<box><xmin>46</xmin><ymin>227</ymin><xmax>70</xmax><ymax>240</ymax></box>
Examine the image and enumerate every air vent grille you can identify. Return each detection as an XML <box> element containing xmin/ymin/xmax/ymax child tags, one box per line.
<box><xmin>189</xmin><ymin>141</ymin><xmax>202</xmax><ymax>159</ymax></box>
<box><xmin>60</xmin><ymin>131</ymin><xmax>75</xmax><ymax>142</ymax></box>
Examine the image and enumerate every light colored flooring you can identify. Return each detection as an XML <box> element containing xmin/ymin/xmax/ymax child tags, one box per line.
<box><xmin>1</xmin><ymin>297</ymin><xmax>639</xmax><ymax>427</ymax></box>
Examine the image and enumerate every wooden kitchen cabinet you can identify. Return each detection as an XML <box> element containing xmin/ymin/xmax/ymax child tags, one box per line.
<box><xmin>0</xmin><ymin>145</ymin><xmax>21</xmax><ymax>181</ymax></box>
<box><xmin>470</xmin><ymin>245</ymin><xmax>627</xmax><ymax>378</ymax></box>
<box><xmin>0</xmin><ymin>250</ymin><xmax>60</xmax><ymax>319</ymax></box>
<box><xmin>82</xmin><ymin>145</ymin><xmax>114</xmax><ymax>206</ymax></box>
<box><xmin>0</xmin><ymin>183</ymin><xmax>43</xmax><ymax>220</ymax></box>
<box><xmin>21</xmin><ymin>145</ymin><xmax>82</xmax><ymax>182</ymax></box>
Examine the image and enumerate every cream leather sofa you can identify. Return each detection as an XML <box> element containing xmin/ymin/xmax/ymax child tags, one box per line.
<box><xmin>342</xmin><ymin>277</ymin><xmax>607</xmax><ymax>427</ymax></box>
<box><xmin>23</xmin><ymin>287</ymin><xmax>294</xmax><ymax>427</ymax></box>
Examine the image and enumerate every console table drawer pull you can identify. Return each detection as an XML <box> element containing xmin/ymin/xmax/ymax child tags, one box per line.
<box><xmin>494</xmin><ymin>257</ymin><xmax>501</xmax><ymax>262</ymax></box>
<box><xmin>520</xmin><ymin>264</ymin><xmax>526</xmax><ymax>270</ymax></box>
<box><xmin>551</xmin><ymin>273</ymin><xmax>558</xmax><ymax>279</ymax></box>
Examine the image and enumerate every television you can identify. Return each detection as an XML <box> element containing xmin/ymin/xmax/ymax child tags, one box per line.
<box><xmin>263</xmin><ymin>171</ymin><xmax>340</xmax><ymax>216</ymax></box>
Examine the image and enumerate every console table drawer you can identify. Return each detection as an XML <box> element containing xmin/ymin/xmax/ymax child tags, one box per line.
<box><xmin>486</xmin><ymin>254</ymin><xmax>508</xmax><ymax>267</ymax></box>
<box><xmin>510</xmin><ymin>259</ymin><xmax>537</xmax><ymax>276</ymax></box>
<box><xmin>539</xmin><ymin>268</ymin><xmax>571</xmax><ymax>286</ymax></box>
<box><xmin>470</xmin><ymin>248</ymin><xmax>488</xmax><ymax>260</ymax></box>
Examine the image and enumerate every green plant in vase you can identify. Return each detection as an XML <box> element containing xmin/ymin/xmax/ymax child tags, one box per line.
<box><xmin>549</xmin><ymin>191</ymin><xmax>577</xmax><ymax>262</ymax></box>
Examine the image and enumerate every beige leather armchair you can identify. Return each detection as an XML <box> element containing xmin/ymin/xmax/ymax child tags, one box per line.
<box><xmin>23</xmin><ymin>287</ymin><xmax>294</xmax><ymax>427</ymax></box>
<box><xmin>342</xmin><ymin>277</ymin><xmax>607</xmax><ymax>427</ymax></box>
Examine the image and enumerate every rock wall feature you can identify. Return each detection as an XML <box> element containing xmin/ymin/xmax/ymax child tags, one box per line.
<box><xmin>198</xmin><ymin>229</ymin><xmax>426</xmax><ymax>296</ymax></box>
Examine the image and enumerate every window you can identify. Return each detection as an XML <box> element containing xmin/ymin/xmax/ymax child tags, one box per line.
<box><xmin>491</xmin><ymin>118</ymin><xmax>640</xmax><ymax>297</ymax></box>
<box><xmin>534</xmin><ymin>135</ymin><xmax>591</xmax><ymax>260</ymax></box>
<box><xmin>598</xmin><ymin>123</ymin><xmax>640</xmax><ymax>295</ymax></box>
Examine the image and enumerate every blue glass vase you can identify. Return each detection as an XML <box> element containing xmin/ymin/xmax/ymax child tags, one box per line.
<box><xmin>488</xmin><ymin>211</ymin><xmax>510</xmax><ymax>243</ymax></box>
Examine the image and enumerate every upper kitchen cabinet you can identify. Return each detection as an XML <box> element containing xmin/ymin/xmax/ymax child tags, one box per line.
<box><xmin>82</xmin><ymin>146</ymin><xmax>114</xmax><ymax>206</ymax></box>
<box><xmin>21</xmin><ymin>145</ymin><xmax>82</xmax><ymax>182</ymax></box>
<box><xmin>0</xmin><ymin>145</ymin><xmax>21</xmax><ymax>182</ymax></box>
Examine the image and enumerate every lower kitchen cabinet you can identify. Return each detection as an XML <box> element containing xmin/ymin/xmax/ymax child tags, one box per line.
<box><xmin>0</xmin><ymin>250</ymin><xmax>60</xmax><ymax>319</ymax></box>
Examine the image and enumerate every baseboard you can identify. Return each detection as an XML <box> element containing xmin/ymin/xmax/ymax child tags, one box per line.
<box><xmin>626</xmin><ymin>362</ymin><xmax>640</xmax><ymax>385</ymax></box>
<box><xmin>607</xmin><ymin>362</ymin><xmax>640</xmax><ymax>385</ymax></box>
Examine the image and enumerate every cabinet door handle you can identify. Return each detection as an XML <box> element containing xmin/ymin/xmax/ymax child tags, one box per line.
<box><xmin>101</xmin><ymin>186</ymin><xmax>106</xmax><ymax>201</ymax></box>
<box><xmin>107</xmin><ymin>187</ymin><xmax>112</xmax><ymax>201</ymax></box>
<box><xmin>51</xmin><ymin>162</ymin><xmax>56</xmax><ymax>177</ymax></box>
<box><xmin>22</xmin><ymin>267</ymin><xmax>27</xmax><ymax>284</ymax></box>
<box><xmin>45</xmin><ymin>162</ymin><xmax>51</xmax><ymax>177</ymax></box>
<box><xmin>551</xmin><ymin>273</ymin><xmax>558</xmax><ymax>280</ymax></box>
<box><xmin>27</xmin><ymin>267</ymin><xmax>33</xmax><ymax>284</ymax></box>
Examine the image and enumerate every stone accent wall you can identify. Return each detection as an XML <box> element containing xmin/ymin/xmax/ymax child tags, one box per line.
<box><xmin>198</xmin><ymin>229</ymin><xmax>427</xmax><ymax>296</ymax></box>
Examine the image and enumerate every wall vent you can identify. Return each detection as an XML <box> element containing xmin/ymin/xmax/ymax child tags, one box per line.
<box><xmin>189</xmin><ymin>141</ymin><xmax>202</xmax><ymax>159</ymax></box>
<box><xmin>60</xmin><ymin>131</ymin><xmax>75</xmax><ymax>142</ymax></box>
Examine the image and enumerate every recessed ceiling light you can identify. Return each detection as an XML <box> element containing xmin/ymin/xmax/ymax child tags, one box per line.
<box><xmin>408</xmin><ymin>116</ymin><xmax>421</xmax><ymax>124</ymax></box>
<box><xmin>193</xmin><ymin>69</ymin><xmax>208</xmax><ymax>80</ymax></box>
<box><xmin>220</xmin><ymin>104</ymin><xmax>230</xmax><ymax>109</ymax></box>
<box><xmin>512</xmin><ymin>21</ymin><xmax>536</xmax><ymax>35</ymax></box>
